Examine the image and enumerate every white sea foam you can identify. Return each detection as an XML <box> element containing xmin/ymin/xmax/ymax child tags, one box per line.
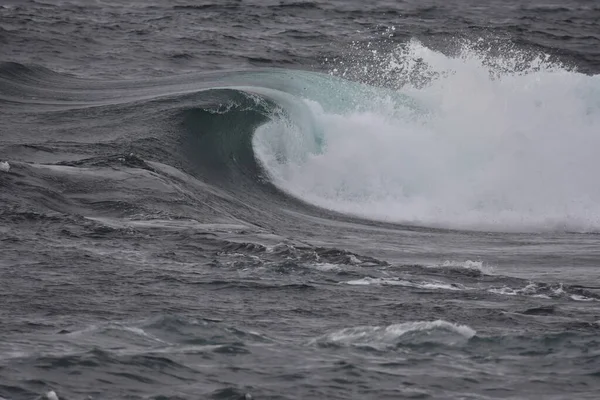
<box><xmin>347</xmin><ymin>255</ymin><xmax>361</xmax><ymax>264</ymax></box>
<box><xmin>570</xmin><ymin>294</ymin><xmax>598</xmax><ymax>302</ymax></box>
<box><xmin>254</xmin><ymin>39</ymin><xmax>600</xmax><ymax>232</ymax></box>
<box><xmin>489</xmin><ymin>283</ymin><xmax>598</xmax><ymax>301</ymax></box>
<box><xmin>45</xmin><ymin>391</ymin><xmax>59</xmax><ymax>400</ymax></box>
<box><xmin>489</xmin><ymin>287</ymin><xmax>518</xmax><ymax>296</ymax></box>
<box><xmin>312</xmin><ymin>262</ymin><xmax>341</xmax><ymax>272</ymax></box>
<box><xmin>552</xmin><ymin>284</ymin><xmax>566</xmax><ymax>296</ymax></box>
<box><xmin>489</xmin><ymin>283</ymin><xmax>539</xmax><ymax>297</ymax></box>
<box><xmin>0</xmin><ymin>161</ymin><xmax>10</xmax><ymax>172</ymax></box>
<box><xmin>345</xmin><ymin>277</ymin><xmax>374</xmax><ymax>285</ymax></box>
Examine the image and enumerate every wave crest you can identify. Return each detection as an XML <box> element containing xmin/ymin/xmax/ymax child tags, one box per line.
<box><xmin>311</xmin><ymin>320</ymin><xmax>475</xmax><ymax>349</ymax></box>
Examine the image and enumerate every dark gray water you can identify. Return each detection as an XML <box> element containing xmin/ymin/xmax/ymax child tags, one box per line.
<box><xmin>1</xmin><ymin>1</ymin><xmax>600</xmax><ymax>399</ymax></box>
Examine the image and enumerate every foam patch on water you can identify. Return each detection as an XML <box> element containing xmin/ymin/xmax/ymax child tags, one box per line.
<box><xmin>312</xmin><ymin>320</ymin><xmax>475</xmax><ymax>349</ymax></box>
<box><xmin>254</xmin><ymin>39</ymin><xmax>600</xmax><ymax>232</ymax></box>
<box><xmin>570</xmin><ymin>294</ymin><xmax>597</xmax><ymax>302</ymax></box>
<box><xmin>489</xmin><ymin>283</ymin><xmax>547</xmax><ymax>297</ymax></box>
<box><xmin>45</xmin><ymin>391</ymin><xmax>59</xmax><ymax>400</ymax></box>
<box><xmin>489</xmin><ymin>285</ymin><xmax>549</xmax><ymax>299</ymax></box>
<box><xmin>0</xmin><ymin>161</ymin><xmax>9</xmax><ymax>172</ymax></box>
<box><xmin>312</xmin><ymin>262</ymin><xmax>342</xmax><ymax>272</ymax></box>
<box><xmin>345</xmin><ymin>277</ymin><xmax>466</xmax><ymax>291</ymax></box>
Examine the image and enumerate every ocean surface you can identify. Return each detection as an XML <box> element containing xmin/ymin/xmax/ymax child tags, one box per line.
<box><xmin>1</xmin><ymin>1</ymin><xmax>600</xmax><ymax>399</ymax></box>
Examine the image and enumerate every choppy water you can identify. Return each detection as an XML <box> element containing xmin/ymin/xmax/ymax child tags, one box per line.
<box><xmin>1</xmin><ymin>1</ymin><xmax>600</xmax><ymax>399</ymax></box>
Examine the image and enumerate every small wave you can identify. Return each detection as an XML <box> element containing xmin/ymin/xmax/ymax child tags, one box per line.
<box><xmin>311</xmin><ymin>320</ymin><xmax>475</xmax><ymax>350</ymax></box>
<box><xmin>63</xmin><ymin>321</ymin><xmax>170</xmax><ymax>347</ymax></box>
<box><xmin>0</xmin><ymin>61</ymin><xmax>59</xmax><ymax>81</ymax></box>
<box><xmin>345</xmin><ymin>277</ymin><xmax>466</xmax><ymax>291</ymax></box>
<box><xmin>33</xmin><ymin>348</ymin><xmax>195</xmax><ymax>377</ymax></box>
<box><xmin>431</xmin><ymin>260</ymin><xmax>494</xmax><ymax>275</ymax></box>
<box><xmin>209</xmin><ymin>387</ymin><xmax>253</xmax><ymax>400</ymax></box>
<box><xmin>272</xmin><ymin>1</ymin><xmax>321</xmax><ymax>10</ymax></box>
<box><xmin>221</xmin><ymin>241</ymin><xmax>388</xmax><ymax>267</ymax></box>
<box><xmin>489</xmin><ymin>283</ymin><xmax>600</xmax><ymax>301</ymax></box>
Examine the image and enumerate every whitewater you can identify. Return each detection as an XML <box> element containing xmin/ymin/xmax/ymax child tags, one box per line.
<box><xmin>254</xmin><ymin>40</ymin><xmax>600</xmax><ymax>232</ymax></box>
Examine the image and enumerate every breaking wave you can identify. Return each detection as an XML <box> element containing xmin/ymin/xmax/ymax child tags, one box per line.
<box><xmin>253</xmin><ymin>40</ymin><xmax>600</xmax><ymax>232</ymax></box>
<box><xmin>3</xmin><ymin>38</ymin><xmax>600</xmax><ymax>233</ymax></box>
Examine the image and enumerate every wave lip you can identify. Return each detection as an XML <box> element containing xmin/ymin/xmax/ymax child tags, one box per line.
<box><xmin>311</xmin><ymin>320</ymin><xmax>476</xmax><ymax>350</ymax></box>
